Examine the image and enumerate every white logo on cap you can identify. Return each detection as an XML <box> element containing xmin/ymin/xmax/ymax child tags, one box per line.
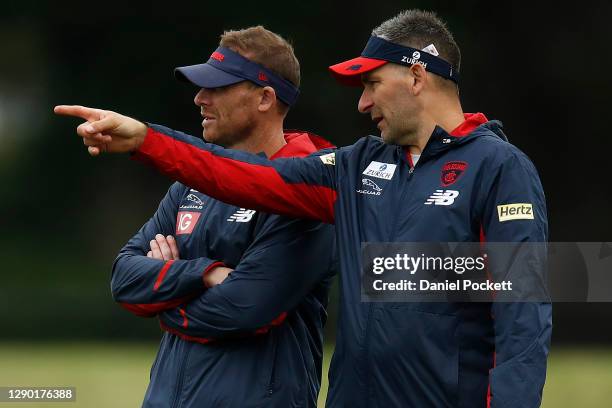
<box><xmin>412</xmin><ymin>51</ymin><xmax>421</xmax><ymax>60</ymax></box>
<box><xmin>421</xmin><ymin>44</ymin><xmax>440</xmax><ymax>56</ymax></box>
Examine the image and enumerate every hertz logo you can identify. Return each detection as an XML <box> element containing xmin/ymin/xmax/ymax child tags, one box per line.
<box><xmin>497</xmin><ymin>203</ymin><xmax>534</xmax><ymax>222</ymax></box>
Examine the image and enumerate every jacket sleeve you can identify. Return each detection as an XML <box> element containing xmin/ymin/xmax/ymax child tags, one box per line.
<box><xmin>157</xmin><ymin>213</ymin><xmax>336</xmax><ymax>341</ymax></box>
<box><xmin>131</xmin><ymin>124</ymin><xmax>338</xmax><ymax>224</ymax></box>
<box><xmin>479</xmin><ymin>148</ymin><xmax>552</xmax><ymax>408</ymax></box>
<box><xmin>111</xmin><ymin>182</ymin><xmax>222</xmax><ymax>317</ymax></box>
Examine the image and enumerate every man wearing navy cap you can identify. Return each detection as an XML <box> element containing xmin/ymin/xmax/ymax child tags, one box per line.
<box><xmin>57</xmin><ymin>10</ymin><xmax>551</xmax><ymax>408</ymax></box>
<box><xmin>58</xmin><ymin>26</ymin><xmax>336</xmax><ymax>407</ymax></box>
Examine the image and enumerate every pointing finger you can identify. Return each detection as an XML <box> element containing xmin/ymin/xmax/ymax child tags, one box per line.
<box><xmin>54</xmin><ymin>105</ymin><xmax>102</xmax><ymax>121</ymax></box>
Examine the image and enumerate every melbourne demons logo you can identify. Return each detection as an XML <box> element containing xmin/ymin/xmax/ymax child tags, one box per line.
<box><xmin>441</xmin><ymin>161</ymin><xmax>468</xmax><ymax>187</ymax></box>
<box><xmin>176</xmin><ymin>212</ymin><xmax>201</xmax><ymax>235</ymax></box>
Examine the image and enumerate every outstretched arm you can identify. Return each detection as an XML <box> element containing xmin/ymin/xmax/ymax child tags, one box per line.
<box><xmin>55</xmin><ymin>105</ymin><xmax>338</xmax><ymax>223</ymax></box>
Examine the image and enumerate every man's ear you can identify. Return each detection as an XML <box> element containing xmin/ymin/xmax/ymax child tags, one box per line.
<box><xmin>258</xmin><ymin>86</ymin><xmax>277</xmax><ymax>113</ymax></box>
<box><xmin>407</xmin><ymin>63</ymin><xmax>427</xmax><ymax>96</ymax></box>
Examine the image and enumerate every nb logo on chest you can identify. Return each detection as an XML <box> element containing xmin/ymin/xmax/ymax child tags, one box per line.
<box><xmin>424</xmin><ymin>190</ymin><xmax>459</xmax><ymax>206</ymax></box>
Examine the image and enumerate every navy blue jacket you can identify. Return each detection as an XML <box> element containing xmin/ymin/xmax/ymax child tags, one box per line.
<box><xmin>132</xmin><ymin>113</ymin><xmax>552</xmax><ymax>408</ymax></box>
<box><xmin>112</xmin><ymin>132</ymin><xmax>336</xmax><ymax>408</ymax></box>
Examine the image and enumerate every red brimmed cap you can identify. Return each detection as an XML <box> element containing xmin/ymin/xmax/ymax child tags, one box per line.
<box><xmin>329</xmin><ymin>57</ymin><xmax>388</xmax><ymax>86</ymax></box>
<box><xmin>329</xmin><ymin>36</ymin><xmax>460</xmax><ymax>87</ymax></box>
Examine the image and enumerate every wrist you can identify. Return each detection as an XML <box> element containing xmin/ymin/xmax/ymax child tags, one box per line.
<box><xmin>202</xmin><ymin>261</ymin><xmax>226</xmax><ymax>288</ymax></box>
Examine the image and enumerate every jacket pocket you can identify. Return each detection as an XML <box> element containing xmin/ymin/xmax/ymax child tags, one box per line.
<box><xmin>369</xmin><ymin>306</ymin><xmax>459</xmax><ymax>407</ymax></box>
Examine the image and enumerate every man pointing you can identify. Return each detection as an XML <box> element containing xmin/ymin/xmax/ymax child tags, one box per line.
<box><xmin>57</xmin><ymin>10</ymin><xmax>551</xmax><ymax>407</ymax></box>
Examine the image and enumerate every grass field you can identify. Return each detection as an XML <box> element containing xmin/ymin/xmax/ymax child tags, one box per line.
<box><xmin>0</xmin><ymin>342</ymin><xmax>610</xmax><ymax>407</ymax></box>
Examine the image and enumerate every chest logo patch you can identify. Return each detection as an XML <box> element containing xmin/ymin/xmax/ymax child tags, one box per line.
<box><xmin>424</xmin><ymin>190</ymin><xmax>459</xmax><ymax>206</ymax></box>
<box><xmin>227</xmin><ymin>208</ymin><xmax>257</xmax><ymax>223</ymax></box>
<box><xmin>356</xmin><ymin>178</ymin><xmax>383</xmax><ymax>196</ymax></box>
<box><xmin>363</xmin><ymin>161</ymin><xmax>397</xmax><ymax>180</ymax></box>
<box><xmin>186</xmin><ymin>194</ymin><xmax>203</xmax><ymax>205</ymax></box>
<box><xmin>176</xmin><ymin>212</ymin><xmax>201</xmax><ymax>235</ymax></box>
<box><xmin>441</xmin><ymin>161</ymin><xmax>468</xmax><ymax>187</ymax></box>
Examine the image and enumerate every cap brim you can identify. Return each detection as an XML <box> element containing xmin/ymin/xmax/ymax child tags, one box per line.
<box><xmin>328</xmin><ymin>57</ymin><xmax>388</xmax><ymax>86</ymax></box>
<box><xmin>174</xmin><ymin>63</ymin><xmax>245</xmax><ymax>88</ymax></box>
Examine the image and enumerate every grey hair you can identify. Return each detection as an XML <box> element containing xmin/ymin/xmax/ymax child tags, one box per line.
<box><xmin>372</xmin><ymin>10</ymin><xmax>461</xmax><ymax>73</ymax></box>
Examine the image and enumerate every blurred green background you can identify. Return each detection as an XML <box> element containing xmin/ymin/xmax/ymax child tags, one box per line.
<box><xmin>1</xmin><ymin>0</ymin><xmax>612</xmax><ymax>406</ymax></box>
<box><xmin>1</xmin><ymin>343</ymin><xmax>612</xmax><ymax>407</ymax></box>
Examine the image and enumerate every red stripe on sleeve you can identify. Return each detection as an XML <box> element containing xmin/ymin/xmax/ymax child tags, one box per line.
<box><xmin>119</xmin><ymin>295</ymin><xmax>191</xmax><ymax>317</ymax></box>
<box><xmin>159</xmin><ymin>321</ymin><xmax>214</xmax><ymax>345</ymax></box>
<box><xmin>480</xmin><ymin>225</ymin><xmax>496</xmax><ymax>408</ymax></box>
<box><xmin>179</xmin><ymin>307</ymin><xmax>189</xmax><ymax>328</ymax></box>
<box><xmin>254</xmin><ymin>312</ymin><xmax>288</xmax><ymax>335</ymax></box>
<box><xmin>487</xmin><ymin>352</ymin><xmax>496</xmax><ymax>407</ymax></box>
<box><xmin>153</xmin><ymin>260</ymin><xmax>175</xmax><ymax>292</ymax></box>
<box><xmin>134</xmin><ymin>129</ymin><xmax>336</xmax><ymax>224</ymax></box>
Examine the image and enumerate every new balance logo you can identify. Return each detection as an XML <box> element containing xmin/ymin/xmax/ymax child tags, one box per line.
<box><xmin>227</xmin><ymin>208</ymin><xmax>256</xmax><ymax>223</ymax></box>
<box><xmin>424</xmin><ymin>190</ymin><xmax>459</xmax><ymax>206</ymax></box>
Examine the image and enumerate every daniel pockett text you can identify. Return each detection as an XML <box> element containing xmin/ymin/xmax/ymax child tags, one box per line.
<box><xmin>361</xmin><ymin>242</ymin><xmax>549</xmax><ymax>302</ymax></box>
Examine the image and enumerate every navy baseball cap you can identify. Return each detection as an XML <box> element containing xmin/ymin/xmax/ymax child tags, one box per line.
<box><xmin>329</xmin><ymin>36</ymin><xmax>460</xmax><ymax>86</ymax></box>
<box><xmin>175</xmin><ymin>46</ymin><xmax>300</xmax><ymax>107</ymax></box>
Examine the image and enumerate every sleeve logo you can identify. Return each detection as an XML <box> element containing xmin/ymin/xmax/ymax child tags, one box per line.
<box><xmin>319</xmin><ymin>152</ymin><xmax>336</xmax><ymax>165</ymax></box>
<box><xmin>497</xmin><ymin>203</ymin><xmax>534</xmax><ymax>222</ymax></box>
<box><xmin>176</xmin><ymin>212</ymin><xmax>201</xmax><ymax>234</ymax></box>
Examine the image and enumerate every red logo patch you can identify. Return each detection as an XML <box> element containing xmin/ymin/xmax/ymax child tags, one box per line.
<box><xmin>258</xmin><ymin>72</ymin><xmax>268</xmax><ymax>81</ymax></box>
<box><xmin>176</xmin><ymin>212</ymin><xmax>201</xmax><ymax>235</ymax></box>
<box><xmin>211</xmin><ymin>52</ymin><xmax>225</xmax><ymax>62</ymax></box>
<box><xmin>441</xmin><ymin>161</ymin><xmax>468</xmax><ymax>186</ymax></box>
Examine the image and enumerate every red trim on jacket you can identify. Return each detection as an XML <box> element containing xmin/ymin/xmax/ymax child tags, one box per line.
<box><xmin>405</xmin><ymin>150</ymin><xmax>415</xmax><ymax>169</ymax></box>
<box><xmin>480</xmin><ymin>224</ymin><xmax>496</xmax><ymax>408</ymax></box>
<box><xmin>178</xmin><ymin>307</ymin><xmax>188</xmax><ymax>328</ymax></box>
<box><xmin>487</xmin><ymin>352</ymin><xmax>497</xmax><ymax>408</ymax></box>
<box><xmin>450</xmin><ymin>112</ymin><xmax>488</xmax><ymax>137</ymax></box>
<box><xmin>119</xmin><ymin>296</ymin><xmax>192</xmax><ymax>317</ymax></box>
<box><xmin>153</xmin><ymin>260</ymin><xmax>175</xmax><ymax>291</ymax></box>
<box><xmin>159</xmin><ymin>311</ymin><xmax>290</xmax><ymax>343</ymax></box>
<box><xmin>254</xmin><ymin>312</ymin><xmax>288</xmax><ymax>335</ymax></box>
<box><xmin>135</xmin><ymin>128</ymin><xmax>337</xmax><ymax>224</ymax></box>
<box><xmin>159</xmin><ymin>321</ymin><xmax>214</xmax><ymax>344</ymax></box>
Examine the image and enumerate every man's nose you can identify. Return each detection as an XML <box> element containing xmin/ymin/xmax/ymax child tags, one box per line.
<box><xmin>358</xmin><ymin>89</ymin><xmax>373</xmax><ymax>114</ymax></box>
<box><xmin>194</xmin><ymin>88</ymin><xmax>209</xmax><ymax>106</ymax></box>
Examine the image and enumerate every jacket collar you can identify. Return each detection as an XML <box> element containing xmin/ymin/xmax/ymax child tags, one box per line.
<box><xmin>270</xmin><ymin>131</ymin><xmax>335</xmax><ymax>159</ymax></box>
<box><xmin>400</xmin><ymin>113</ymin><xmax>508</xmax><ymax>166</ymax></box>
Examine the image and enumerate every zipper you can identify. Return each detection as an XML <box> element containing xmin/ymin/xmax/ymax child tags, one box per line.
<box><xmin>170</xmin><ymin>342</ymin><xmax>192</xmax><ymax>408</ymax></box>
<box><xmin>266</xmin><ymin>340</ymin><xmax>278</xmax><ymax>397</ymax></box>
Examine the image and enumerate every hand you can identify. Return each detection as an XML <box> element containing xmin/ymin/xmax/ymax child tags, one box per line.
<box><xmin>53</xmin><ymin>105</ymin><xmax>148</xmax><ymax>156</ymax></box>
<box><xmin>147</xmin><ymin>234</ymin><xmax>180</xmax><ymax>261</ymax></box>
<box><xmin>204</xmin><ymin>266</ymin><xmax>233</xmax><ymax>288</ymax></box>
